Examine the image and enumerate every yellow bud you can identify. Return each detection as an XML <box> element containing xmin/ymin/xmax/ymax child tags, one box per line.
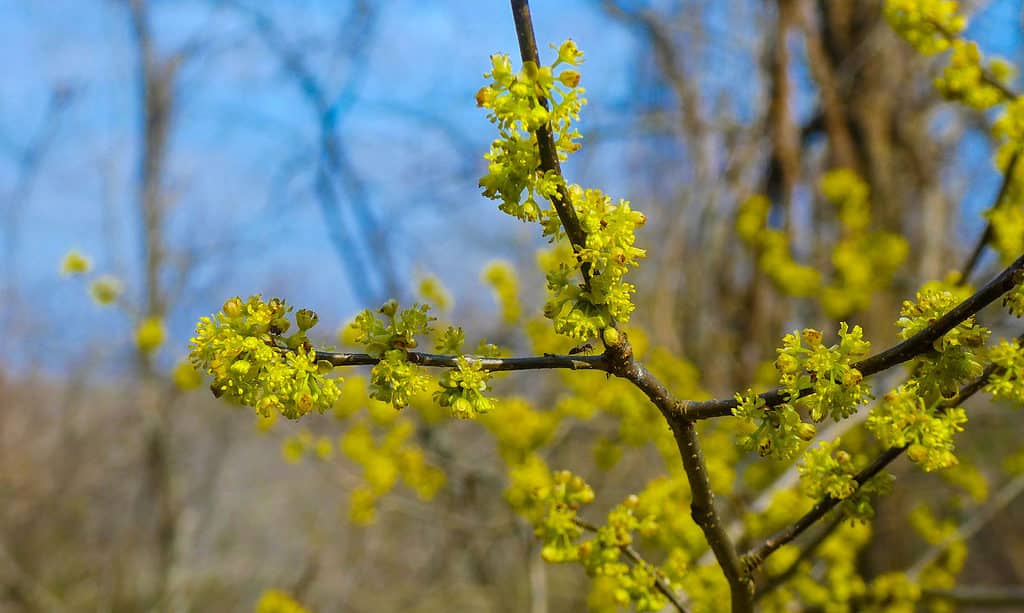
<box><xmin>222</xmin><ymin>296</ymin><xmax>243</xmax><ymax>317</ymax></box>
<box><xmin>908</xmin><ymin>444</ymin><xmax>928</xmax><ymax>464</ymax></box>
<box><xmin>558</xmin><ymin>69</ymin><xmax>581</xmax><ymax>88</ymax></box>
<box><xmin>602</xmin><ymin>327</ymin><xmax>621</xmax><ymax>346</ymax></box>
<box><xmin>802</xmin><ymin>329</ymin><xmax>823</xmax><ymax>347</ymax></box>
<box><xmin>475</xmin><ymin>86</ymin><xmax>492</xmax><ymax>107</ymax></box>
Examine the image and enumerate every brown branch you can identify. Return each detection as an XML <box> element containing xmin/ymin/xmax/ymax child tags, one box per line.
<box><xmin>959</xmin><ymin>152</ymin><xmax>1021</xmax><ymax>281</ymax></box>
<box><xmin>574</xmin><ymin>518</ymin><xmax>690</xmax><ymax>613</ymax></box>
<box><xmin>685</xmin><ymin>251</ymin><xmax>1024</xmax><ymax>420</ymax></box>
<box><xmin>316</xmin><ymin>349</ymin><xmax>607</xmax><ymax>372</ymax></box>
<box><xmin>752</xmin><ymin>512</ymin><xmax>845</xmax><ymax>600</ymax></box>
<box><xmin>508</xmin><ymin>0</ymin><xmax>589</xmax><ymax>263</ymax></box>
<box><xmin>672</xmin><ymin>420</ymin><xmax>755</xmax><ymax>610</ymax></box>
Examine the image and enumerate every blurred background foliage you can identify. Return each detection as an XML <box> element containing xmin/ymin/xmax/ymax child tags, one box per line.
<box><xmin>4</xmin><ymin>0</ymin><xmax>1024</xmax><ymax>611</ymax></box>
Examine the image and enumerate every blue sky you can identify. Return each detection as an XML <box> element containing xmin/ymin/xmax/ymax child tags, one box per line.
<box><xmin>1</xmin><ymin>0</ymin><xmax>1022</xmax><ymax>375</ymax></box>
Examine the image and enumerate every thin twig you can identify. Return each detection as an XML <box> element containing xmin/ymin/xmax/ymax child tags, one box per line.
<box><xmin>907</xmin><ymin>470</ymin><xmax>1024</xmax><ymax>580</ymax></box>
<box><xmin>742</xmin><ymin>355</ymin><xmax>1008</xmax><ymax>571</ymax></box>
<box><xmin>923</xmin><ymin>585</ymin><xmax>1024</xmax><ymax>608</ymax></box>
<box><xmin>685</xmin><ymin>252</ymin><xmax>1024</xmax><ymax>420</ymax></box>
<box><xmin>509</xmin><ymin>0</ymin><xmax>589</xmax><ymax>260</ymax></box>
<box><xmin>574</xmin><ymin>518</ymin><xmax>690</xmax><ymax>613</ymax></box>
<box><xmin>752</xmin><ymin>513</ymin><xmax>845</xmax><ymax>600</ymax></box>
<box><xmin>959</xmin><ymin>153</ymin><xmax>1021</xmax><ymax>282</ymax></box>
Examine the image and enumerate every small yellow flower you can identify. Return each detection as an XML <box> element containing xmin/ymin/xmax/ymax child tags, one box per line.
<box><xmin>60</xmin><ymin>250</ymin><xmax>92</xmax><ymax>276</ymax></box>
<box><xmin>172</xmin><ymin>359</ymin><xmax>202</xmax><ymax>390</ymax></box>
<box><xmin>89</xmin><ymin>275</ymin><xmax>123</xmax><ymax>305</ymax></box>
<box><xmin>135</xmin><ymin>317</ymin><xmax>167</xmax><ymax>354</ymax></box>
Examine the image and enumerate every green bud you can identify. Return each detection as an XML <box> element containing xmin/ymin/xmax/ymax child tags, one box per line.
<box><xmin>602</xmin><ymin>327</ymin><xmax>620</xmax><ymax>346</ymax></box>
<box><xmin>296</xmin><ymin>308</ymin><xmax>319</xmax><ymax>331</ymax></box>
<box><xmin>835</xmin><ymin>450</ymin><xmax>851</xmax><ymax>465</ymax></box>
<box><xmin>317</xmin><ymin>359</ymin><xmax>334</xmax><ymax>375</ymax></box>
<box><xmin>379</xmin><ymin>299</ymin><xmax>399</xmax><ymax>318</ymax></box>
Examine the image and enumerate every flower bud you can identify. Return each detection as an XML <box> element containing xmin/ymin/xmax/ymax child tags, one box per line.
<box><xmin>802</xmin><ymin>329</ymin><xmax>823</xmax><ymax>347</ymax></box>
<box><xmin>558</xmin><ymin>69</ymin><xmax>580</xmax><ymax>88</ymax></box>
<box><xmin>379</xmin><ymin>299</ymin><xmax>399</xmax><ymax>318</ymax></box>
<box><xmin>842</xmin><ymin>368</ymin><xmax>863</xmax><ymax>386</ymax></box>
<box><xmin>230</xmin><ymin>359</ymin><xmax>251</xmax><ymax>376</ymax></box>
<box><xmin>475</xmin><ymin>86</ymin><xmax>493</xmax><ymax>107</ymax></box>
<box><xmin>907</xmin><ymin>444</ymin><xmax>928</xmax><ymax>463</ymax></box>
<box><xmin>835</xmin><ymin>450</ymin><xmax>851</xmax><ymax>465</ymax></box>
<box><xmin>796</xmin><ymin>422</ymin><xmax>817</xmax><ymax>441</ymax></box>
<box><xmin>296</xmin><ymin>308</ymin><xmax>319</xmax><ymax>331</ymax></box>
<box><xmin>602</xmin><ymin>327</ymin><xmax>620</xmax><ymax>346</ymax></box>
<box><xmin>222</xmin><ymin>296</ymin><xmax>243</xmax><ymax>318</ymax></box>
